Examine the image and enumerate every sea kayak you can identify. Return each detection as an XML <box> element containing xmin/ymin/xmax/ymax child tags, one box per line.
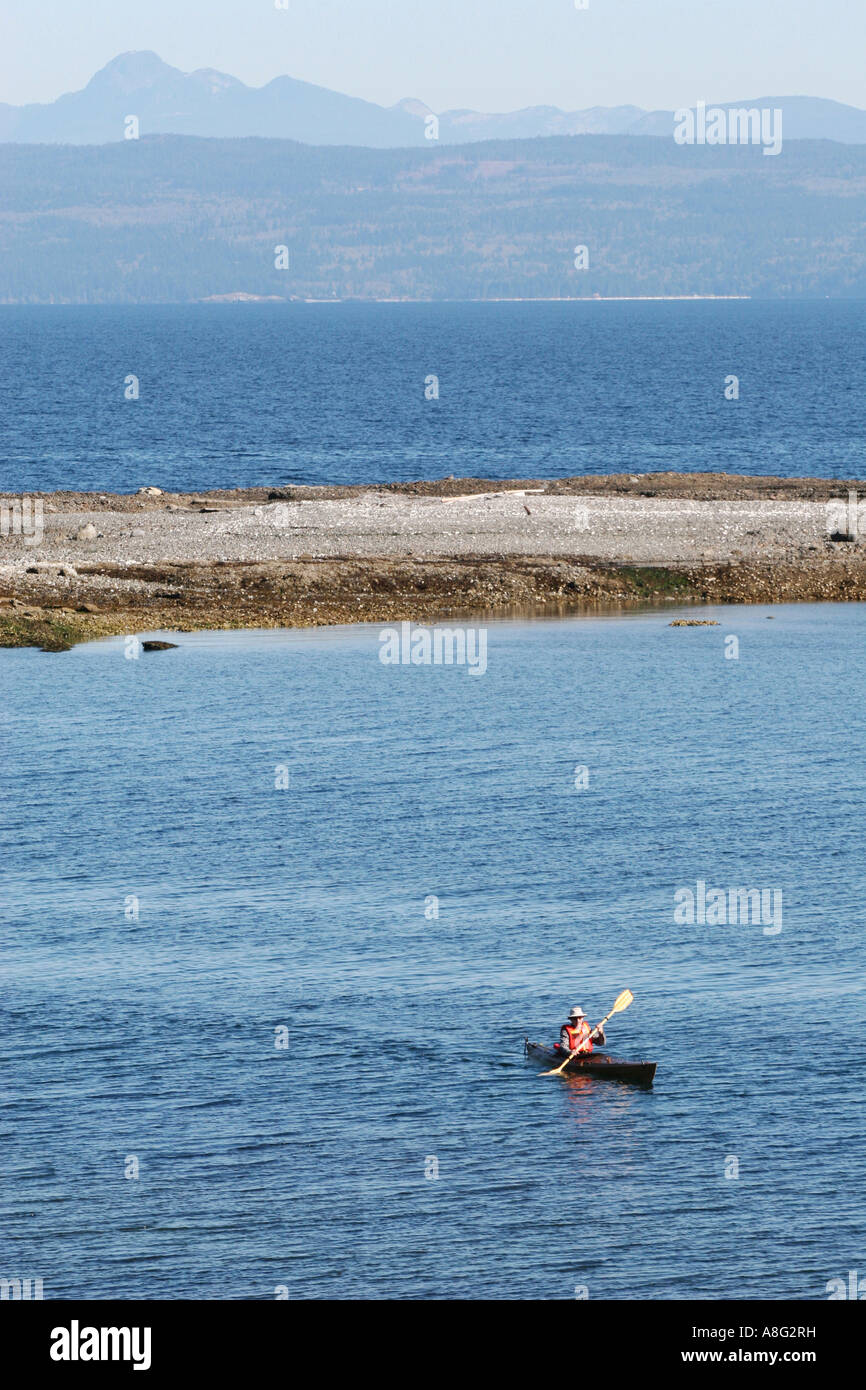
<box><xmin>524</xmin><ymin>1040</ymin><xmax>657</xmax><ymax>1086</ymax></box>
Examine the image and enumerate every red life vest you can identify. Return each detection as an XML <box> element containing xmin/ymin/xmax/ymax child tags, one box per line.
<box><xmin>563</xmin><ymin>1022</ymin><xmax>593</xmax><ymax>1054</ymax></box>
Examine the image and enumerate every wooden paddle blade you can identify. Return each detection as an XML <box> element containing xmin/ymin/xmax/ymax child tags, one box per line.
<box><xmin>611</xmin><ymin>989</ymin><xmax>634</xmax><ymax>1014</ymax></box>
<box><xmin>540</xmin><ymin>1058</ymin><xmax>571</xmax><ymax>1076</ymax></box>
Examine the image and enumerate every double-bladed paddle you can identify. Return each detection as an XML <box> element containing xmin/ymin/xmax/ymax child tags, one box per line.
<box><xmin>540</xmin><ymin>989</ymin><xmax>634</xmax><ymax>1076</ymax></box>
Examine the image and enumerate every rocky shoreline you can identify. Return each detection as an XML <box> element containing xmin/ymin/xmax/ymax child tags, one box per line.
<box><xmin>2</xmin><ymin>474</ymin><xmax>866</xmax><ymax>651</ymax></box>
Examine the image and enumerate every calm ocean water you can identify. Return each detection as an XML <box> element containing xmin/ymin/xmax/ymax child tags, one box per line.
<box><xmin>1</xmin><ymin>301</ymin><xmax>866</xmax><ymax>494</ymax></box>
<box><xmin>1</xmin><ymin>605</ymin><xmax>864</xmax><ymax>1299</ymax></box>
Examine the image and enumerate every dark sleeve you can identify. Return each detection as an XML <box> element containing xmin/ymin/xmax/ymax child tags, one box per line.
<box><xmin>593</xmin><ymin>1025</ymin><xmax>606</xmax><ymax>1045</ymax></box>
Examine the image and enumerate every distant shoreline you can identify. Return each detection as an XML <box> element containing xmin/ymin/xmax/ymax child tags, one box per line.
<box><xmin>0</xmin><ymin>294</ymin><xmax>758</xmax><ymax>308</ymax></box>
<box><xmin>471</xmin><ymin>295</ymin><xmax>752</xmax><ymax>303</ymax></box>
<box><xmin>201</xmin><ymin>294</ymin><xmax>753</xmax><ymax>305</ymax></box>
<box><xmin>0</xmin><ymin>294</ymin><xmax>758</xmax><ymax>307</ymax></box>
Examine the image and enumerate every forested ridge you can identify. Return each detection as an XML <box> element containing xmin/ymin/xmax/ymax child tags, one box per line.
<box><xmin>2</xmin><ymin>133</ymin><xmax>865</xmax><ymax>302</ymax></box>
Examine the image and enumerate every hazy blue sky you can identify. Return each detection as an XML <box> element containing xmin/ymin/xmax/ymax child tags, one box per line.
<box><xmin>3</xmin><ymin>0</ymin><xmax>865</xmax><ymax>112</ymax></box>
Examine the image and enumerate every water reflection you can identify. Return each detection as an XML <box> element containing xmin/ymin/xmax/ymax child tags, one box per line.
<box><xmin>559</xmin><ymin>1076</ymin><xmax>645</xmax><ymax>1128</ymax></box>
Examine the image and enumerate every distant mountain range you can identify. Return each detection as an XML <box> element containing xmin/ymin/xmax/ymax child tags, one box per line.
<box><xmin>3</xmin><ymin>52</ymin><xmax>866</xmax><ymax>147</ymax></box>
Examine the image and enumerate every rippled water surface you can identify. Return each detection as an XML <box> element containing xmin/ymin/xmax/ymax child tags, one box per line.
<box><xmin>2</xmin><ymin>300</ymin><xmax>866</xmax><ymax>492</ymax></box>
<box><xmin>1</xmin><ymin>605</ymin><xmax>864</xmax><ymax>1299</ymax></box>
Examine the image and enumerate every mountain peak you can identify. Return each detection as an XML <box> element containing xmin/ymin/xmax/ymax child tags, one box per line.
<box><xmin>87</xmin><ymin>51</ymin><xmax>179</xmax><ymax>92</ymax></box>
<box><xmin>188</xmin><ymin>67</ymin><xmax>245</xmax><ymax>93</ymax></box>
<box><xmin>393</xmin><ymin>98</ymin><xmax>433</xmax><ymax>118</ymax></box>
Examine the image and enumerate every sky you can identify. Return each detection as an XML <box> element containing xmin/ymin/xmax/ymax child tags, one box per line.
<box><xmin>1</xmin><ymin>0</ymin><xmax>865</xmax><ymax>113</ymax></box>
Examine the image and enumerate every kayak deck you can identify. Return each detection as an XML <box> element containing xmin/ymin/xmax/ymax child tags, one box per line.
<box><xmin>524</xmin><ymin>1040</ymin><xmax>657</xmax><ymax>1085</ymax></box>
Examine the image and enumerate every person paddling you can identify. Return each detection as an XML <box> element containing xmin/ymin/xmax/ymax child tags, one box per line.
<box><xmin>556</xmin><ymin>1005</ymin><xmax>605</xmax><ymax>1058</ymax></box>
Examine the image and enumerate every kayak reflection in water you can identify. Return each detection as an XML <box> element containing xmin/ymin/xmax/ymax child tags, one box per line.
<box><xmin>554</xmin><ymin>1005</ymin><xmax>606</xmax><ymax>1059</ymax></box>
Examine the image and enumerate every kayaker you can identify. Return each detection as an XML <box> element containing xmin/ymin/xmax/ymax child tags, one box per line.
<box><xmin>556</xmin><ymin>1005</ymin><xmax>605</xmax><ymax>1057</ymax></box>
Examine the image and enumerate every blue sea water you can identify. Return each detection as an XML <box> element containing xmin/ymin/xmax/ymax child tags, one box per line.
<box><xmin>1</xmin><ymin>604</ymin><xmax>864</xmax><ymax>1300</ymax></box>
<box><xmin>1</xmin><ymin>300</ymin><xmax>865</xmax><ymax>494</ymax></box>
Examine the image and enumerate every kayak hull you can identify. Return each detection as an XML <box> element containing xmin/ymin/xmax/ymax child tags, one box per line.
<box><xmin>525</xmin><ymin>1040</ymin><xmax>656</xmax><ymax>1085</ymax></box>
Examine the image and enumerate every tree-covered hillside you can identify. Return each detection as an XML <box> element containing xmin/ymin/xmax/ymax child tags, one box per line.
<box><xmin>1</xmin><ymin>134</ymin><xmax>865</xmax><ymax>302</ymax></box>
